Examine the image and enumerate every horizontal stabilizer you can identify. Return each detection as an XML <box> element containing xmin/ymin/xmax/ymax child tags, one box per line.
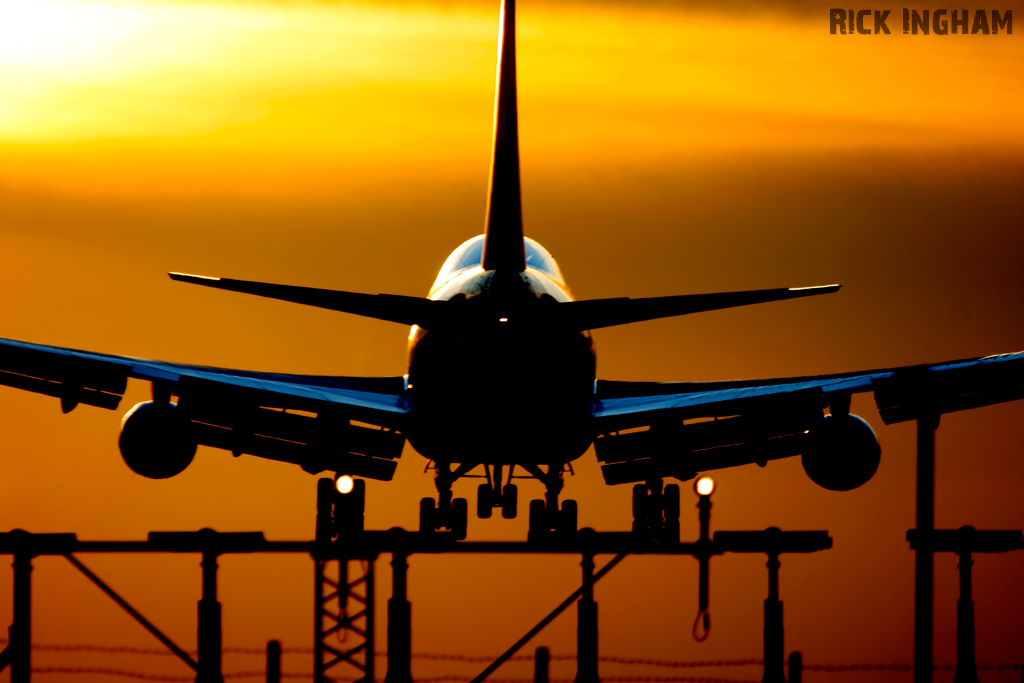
<box><xmin>561</xmin><ymin>285</ymin><xmax>840</xmax><ymax>331</ymax></box>
<box><xmin>169</xmin><ymin>273</ymin><xmax>450</xmax><ymax>328</ymax></box>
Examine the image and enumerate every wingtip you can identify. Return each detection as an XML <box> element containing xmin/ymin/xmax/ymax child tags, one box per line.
<box><xmin>789</xmin><ymin>284</ymin><xmax>841</xmax><ymax>293</ymax></box>
<box><xmin>169</xmin><ymin>272</ymin><xmax>221</xmax><ymax>283</ymax></box>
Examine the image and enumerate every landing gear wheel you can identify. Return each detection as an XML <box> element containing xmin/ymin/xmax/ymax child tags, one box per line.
<box><xmin>419</xmin><ymin>497</ymin><xmax>436</xmax><ymax>534</ymax></box>
<box><xmin>451</xmin><ymin>497</ymin><xmax>468</xmax><ymax>540</ymax></box>
<box><xmin>501</xmin><ymin>484</ymin><xmax>518</xmax><ymax>519</ymax></box>
<box><xmin>558</xmin><ymin>499</ymin><xmax>578</xmax><ymax>535</ymax></box>
<box><xmin>477</xmin><ymin>484</ymin><xmax>493</xmax><ymax>519</ymax></box>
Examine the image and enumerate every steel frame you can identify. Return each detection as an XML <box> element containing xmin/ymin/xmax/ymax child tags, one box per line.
<box><xmin>0</xmin><ymin>511</ymin><xmax>835</xmax><ymax>683</ymax></box>
<box><xmin>315</xmin><ymin>556</ymin><xmax>376</xmax><ymax>683</ymax></box>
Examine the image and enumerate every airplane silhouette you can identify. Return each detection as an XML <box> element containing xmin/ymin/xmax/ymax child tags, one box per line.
<box><xmin>1</xmin><ymin>0</ymin><xmax>1021</xmax><ymax>539</ymax></box>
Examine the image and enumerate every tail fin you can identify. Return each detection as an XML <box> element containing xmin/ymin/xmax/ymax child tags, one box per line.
<box><xmin>481</xmin><ymin>0</ymin><xmax>526</xmax><ymax>272</ymax></box>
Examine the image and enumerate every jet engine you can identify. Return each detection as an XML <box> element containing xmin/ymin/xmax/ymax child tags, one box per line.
<box><xmin>119</xmin><ymin>401</ymin><xmax>197</xmax><ymax>479</ymax></box>
<box><xmin>801</xmin><ymin>413</ymin><xmax>881</xmax><ymax>491</ymax></box>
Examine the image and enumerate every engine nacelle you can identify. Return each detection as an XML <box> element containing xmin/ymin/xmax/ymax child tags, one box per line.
<box><xmin>119</xmin><ymin>401</ymin><xmax>197</xmax><ymax>479</ymax></box>
<box><xmin>802</xmin><ymin>413</ymin><xmax>881</xmax><ymax>491</ymax></box>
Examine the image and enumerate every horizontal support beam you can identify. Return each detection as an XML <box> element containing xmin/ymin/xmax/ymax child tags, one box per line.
<box><xmin>714</xmin><ymin>528</ymin><xmax>832</xmax><ymax>554</ymax></box>
<box><xmin>0</xmin><ymin>528</ymin><xmax>830</xmax><ymax>557</ymax></box>
<box><xmin>907</xmin><ymin>527</ymin><xmax>1022</xmax><ymax>553</ymax></box>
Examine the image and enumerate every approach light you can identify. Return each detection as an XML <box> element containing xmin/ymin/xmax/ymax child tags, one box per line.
<box><xmin>336</xmin><ymin>475</ymin><xmax>355</xmax><ymax>494</ymax></box>
<box><xmin>499</xmin><ymin>317</ymin><xmax>508</xmax><ymax>322</ymax></box>
<box><xmin>695</xmin><ymin>476</ymin><xmax>715</xmax><ymax>497</ymax></box>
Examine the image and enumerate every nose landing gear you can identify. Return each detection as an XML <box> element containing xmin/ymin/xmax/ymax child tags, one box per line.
<box><xmin>419</xmin><ymin>461</ymin><xmax>577</xmax><ymax>540</ymax></box>
<box><xmin>476</xmin><ymin>465</ymin><xmax>519</xmax><ymax>520</ymax></box>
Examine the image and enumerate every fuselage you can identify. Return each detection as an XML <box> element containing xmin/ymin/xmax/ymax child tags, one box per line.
<box><xmin>405</xmin><ymin>236</ymin><xmax>596</xmax><ymax>465</ymax></box>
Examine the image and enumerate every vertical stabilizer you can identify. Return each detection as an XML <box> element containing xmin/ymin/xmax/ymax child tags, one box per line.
<box><xmin>481</xmin><ymin>0</ymin><xmax>527</xmax><ymax>272</ymax></box>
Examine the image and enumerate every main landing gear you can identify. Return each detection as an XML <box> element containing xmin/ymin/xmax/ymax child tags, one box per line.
<box><xmin>419</xmin><ymin>496</ymin><xmax>467</xmax><ymax>540</ymax></box>
<box><xmin>522</xmin><ymin>463</ymin><xmax>577</xmax><ymax>539</ymax></box>
<box><xmin>417</xmin><ymin>462</ymin><xmax>578</xmax><ymax>540</ymax></box>
<box><xmin>632</xmin><ymin>478</ymin><xmax>680</xmax><ymax>543</ymax></box>
<box><xmin>419</xmin><ymin>462</ymin><xmax>471</xmax><ymax>540</ymax></box>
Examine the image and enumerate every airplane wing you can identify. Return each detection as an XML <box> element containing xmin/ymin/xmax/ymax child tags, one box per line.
<box><xmin>0</xmin><ymin>336</ymin><xmax>408</xmax><ymax>480</ymax></box>
<box><xmin>593</xmin><ymin>352</ymin><xmax>1024</xmax><ymax>485</ymax></box>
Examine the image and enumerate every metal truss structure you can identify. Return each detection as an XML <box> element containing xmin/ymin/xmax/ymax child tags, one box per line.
<box><xmin>315</xmin><ymin>557</ymin><xmax>375</xmax><ymax>682</ymax></box>
<box><xmin>0</xmin><ymin>414</ymin><xmax>1021</xmax><ymax>683</ymax></box>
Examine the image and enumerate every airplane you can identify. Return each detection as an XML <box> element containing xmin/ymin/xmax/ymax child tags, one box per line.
<box><xmin>1</xmin><ymin>0</ymin><xmax>1021</xmax><ymax>541</ymax></box>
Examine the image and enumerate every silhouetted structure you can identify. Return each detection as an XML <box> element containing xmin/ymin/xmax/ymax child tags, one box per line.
<box><xmin>0</xmin><ymin>473</ymin><xmax>841</xmax><ymax>683</ymax></box>
<box><xmin>714</xmin><ymin>529</ymin><xmax>832</xmax><ymax>683</ymax></box>
<box><xmin>385</xmin><ymin>548</ymin><xmax>413</xmax><ymax>683</ymax></box>
<box><xmin>694</xmin><ymin>478</ymin><xmax>715</xmax><ymax>640</ymax></box>
<box><xmin>908</xmin><ymin>526</ymin><xmax>1023</xmax><ymax>683</ymax></box>
<box><xmin>576</xmin><ymin>543</ymin><xmax>599</xmax><ymax>682</ymax></box>
<box><xmin>7</xmin><ymin>466</ymin><xmax>1022</xmax><ymax>683</ymax></box>
<box><xmin>534</xmin><ymin>646</ymin><xmax>551</xmax><ymax>683</ymax></box>
<box><xmin>315</xmin><ymin>477</ymin><xmax>374</xmax><ymax>683</ymax></box>
<box><xmin>787</xmin><ymin>651</ymin><xmax>803</xmax><ymax>683</ymax></box>
<box><xmin>10</xmin><ymin>536</ymin><xmax>31</xmax><ymax>683</ymax></box>
<box><xmin>198</xmin><ymin>549</ymin><xmax>223</xmax><ymax>683</ymax></box>
<box><xmin>915</xmin><ymin>416</ymin><xmax>939</xmax><ymax>683</ymax></box>
<box><xmin>266</xmin><ymin>640</ymin><xmax>282</xmax><ymax>683</ymax></box>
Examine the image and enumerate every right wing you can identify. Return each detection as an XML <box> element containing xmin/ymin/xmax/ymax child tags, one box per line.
<box><xmin>0</xmin><ymin>336</ymin><xmax>409</xmax><ymax>480</ymax></box>
<box><xmin>593</xmin><ymin>351</ymin><xmax>1024</xmax><ymax>485</ymax></box>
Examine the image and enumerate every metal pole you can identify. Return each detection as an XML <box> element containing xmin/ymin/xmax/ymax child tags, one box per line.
<box><xmin>384</xmin><ymin>551</ymin><xmax>412</xmax><ymax>683</ymax></box>
<box><xmin>534</xmin><ymin>646</ymin><xmax>550</xmax><ymax>683</ymax></box>
<box><xmin>787</xmin><ymin>651</ymin><xmax>802</xmax><ymax>683</ymax></box>
<box><xmin>694</xmin><ymin>494</ymin><xmax>713</xmax><ymax>641</ymax></box>
<box><xmin>11</xmin><ymin>552</ymin><xmax>31</xmax><ymax>683</ymax></box>
<box><xmin>762</xmin><ymin>552</ymin><xmax>785</xmax><ymax>683</ymax></box>
<box><xmin>575</xmin><ymin>552</ymin><xmax>599</xmax><ymax>683</ymax></box>
<box><xmin>915</xmin><ymin>416</ymin><xmax>937</xmax><ymax>683</ymax></box>
<box><xmin>698</xmin><ymin>495</ymin><xmax>712</xmax><ymax>613</ymax></box>
<box><xmin>313</xmin><ymin>560</ymin><xmax>326</xmax><ymax>682</ymax></box>
<box><xmin>952</xmin><ymin>551</ymin><xmax>979</xmax><ymax>683</ymax></box>
<box><xmin>698</xmin><ymin>495</ymin><xmax>711</xmax><ymax>542</ymax></box>
<box><xmin>197</xmin><ymin>551</ymin><xmax>224</xmax><ymax>683</ymax></box>
<box><xmin>266</xmin><ymin>640</ymin><xmax>282</xmax><ymax>683</ymax></box>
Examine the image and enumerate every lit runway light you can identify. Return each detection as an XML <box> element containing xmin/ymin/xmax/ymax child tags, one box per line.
<box><xmin>695</xmin><ymin>476</ymin><xmax>715</xmax><ymax>497</ymax></box>
<box><xmin>336</xmin><ymin>475</ymin><xmax>355</xmax><ymax>494</ymax></box>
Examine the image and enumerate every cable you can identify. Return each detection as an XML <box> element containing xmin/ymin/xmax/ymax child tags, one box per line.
<box><xmin>4</xmin><ymin>641</ymin><xmax>1018</xmax><ymax>673</ymax></box>
<box><xmin>26</xmin><ymin>673</ymin><xmax>759</xmax><ymax>683</ymax></box>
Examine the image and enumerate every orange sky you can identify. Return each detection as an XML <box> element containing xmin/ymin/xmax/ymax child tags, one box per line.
<box><xmin>0</xmin><ymin>0</ymin><xmax>1022</xmax><ymax>680</ymax></box>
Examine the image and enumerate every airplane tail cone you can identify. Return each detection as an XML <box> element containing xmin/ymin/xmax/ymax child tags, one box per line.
<box><xmin>481</xmin><ymin>0</ymin><xmax>527</xmax><ymax>273</ymax></box>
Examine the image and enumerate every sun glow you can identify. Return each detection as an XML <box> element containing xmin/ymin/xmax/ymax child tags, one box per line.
<box><xmin>1</xmin><ymin>0</ymin><xmax>1020</xmax><ymax>199</ymax></box>
<box><xmin>0</xmin><ymin>0</ymin><xmax>493</xmax><ymax>145</ymax></box>
<box><xmin>0</xmin><ymin>0</ymin><xmax>151</xmax><ymax>66</ymax></box>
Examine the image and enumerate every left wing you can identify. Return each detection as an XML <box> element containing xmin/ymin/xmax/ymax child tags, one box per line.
<box><xmin>0</xmin><ymin>336</ymin><xmax>409</xmax><ymax>480</ymax></box>
<box><xmin>593</xmin><ymin>352</ymin><xmax>1024</xmax><ymax>484</ymax></box>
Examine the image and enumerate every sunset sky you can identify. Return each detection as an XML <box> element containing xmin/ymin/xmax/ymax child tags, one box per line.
<box><xmin>0</xmin><ymin>0</ymin><xmax>1022</xmax><ymax>680</ymax></box>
